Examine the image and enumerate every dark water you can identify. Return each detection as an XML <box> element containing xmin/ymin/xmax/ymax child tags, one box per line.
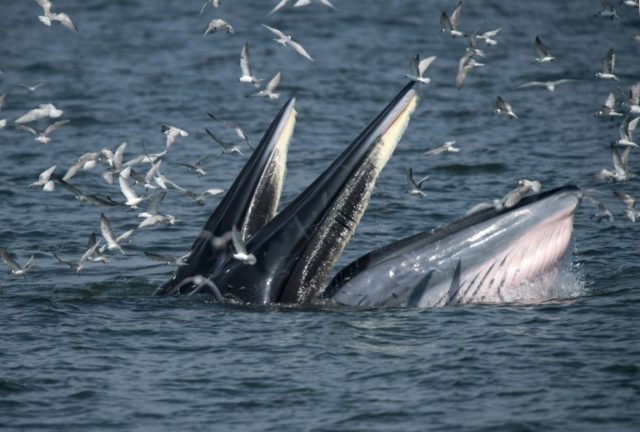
<box><xmin>1</xmin><ymin>0</ymin><xmax>639</xmax><ymax>430</ymax></box>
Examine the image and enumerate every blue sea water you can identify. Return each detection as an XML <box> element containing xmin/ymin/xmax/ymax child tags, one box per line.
<box><xmin>0</xmin><ymin>0</ymin><xmax>639</xmax><ymax>430</ymax></box>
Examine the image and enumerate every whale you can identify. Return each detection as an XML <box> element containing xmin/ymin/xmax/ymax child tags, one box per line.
<box><xmin>324</xmin><ymin>185</ymin><xmax>582</xmax><ymax>307</ymax></box>
<box><xmin>156</xmin><ymin>82</ymin><xmax>582</xmax><ymax>307</ymax></box>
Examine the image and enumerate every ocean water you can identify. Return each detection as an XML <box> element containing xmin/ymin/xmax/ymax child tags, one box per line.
<box><xmin>1</xmin><ymin>0</ymin><xmax>639</xmax><ymax>430</ymax></box>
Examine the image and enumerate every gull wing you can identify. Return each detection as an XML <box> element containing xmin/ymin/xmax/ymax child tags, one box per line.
<box><xmin>53</xmin><ymin>13</ymin><xmax>78</xmax><ymax>32</ymax></box>
<box><xmin>205</xmin><ymin>128</ymin><xmax>232</xmax><ymax>150</ymax></box>
<box><xmin>147</xmin><ymin>191</ymin><xmax>166</xmax><ymax>216</ymax></box>
<box><xmin>266</xmin><ymin>71</ymin><xmax>281</xmax><ymax>92</ymax></box>
<box><xmin>262</xmin><ymin>24</ymin><xmax>287</xmax><ymax>40</ymax></box>
<box><xmin>534</xmin><ymin>36</ymin><xmax>549</xmax><ymax>58</ymax></box>
<box><xmin>38</xmin><ymin>165</ymin><xmax>57</xmax><ymax>183</ymax></box>
<box><xmin>418</xmin><ymin>56</ymin><xmax>436</xmax><ymax>76</ymax></box>
<box><xmin>36</xmin><ymin>0</ymin><xmax>52</xmax><ymax>14</ymax></box>
<box><xmin>119</xmin><ymin>175</ymin><xmax>140</xmax><ymax>202</ymax></box>
<box><xmin>439</xmin><ymin>12</ymin><xmax>453</xmax><ymax>31</ymax></box>
<box><xmin>43</xmin><ymin>119</ymin><xmax>70</xmax><ymax>136</ymax></box>
<box><xmin>288</xmin><ymin>39</ymin><xmax>314</xmax><ymax>61</ymax></box>
<box><xmin>268</xmin><ymin>0</ymin><xmax>290</xmax><ymax>16</ymax></box>
<box><xmin>409</xmin><ymin>54</ymin><xmax>420</xmax><ymax>77</ymax></box>
<box><xmin>614</xmin><ymin>191</ymin><xmax>635</xmax><ymax>209</ymax></box>
<box><xmin>406</xmin><ymin>168</ymin><xmax>419</xmax><ymax>189</ymax></box>
<box><xmin>0</xmin><ymin>248</ymin><xmax>21</xmax><ymax>271</ymax></box>
<box><xmin>450</xmin><ymin>1</ymin><xmax>463</xmax><ymax>28</ymax></box>
<box><xmin>240</xmin><ymin>43</ymin><xmax>252</xmax><ymax>77</ymax></box>
<box><xmin>602</xmin><ymin>49</ymin><xmax>615</xmax><ymax>74</ymax></box>
<box><xmin>15</xmin><ymin>106</ymin><xmax>47</xmax><ymax>124</ymax></box>
<box><xmin>100</xmin><ymin>214</ymin><xmax>118</xmax><ymax>246</ymax></box>
<box><xmin>629</xmin><ymin>82</ymin><xmax>640</xmax><ymax>105</ymax></box>
<box><xmin>518</xmin><ymin>81</ymin><xmax>545</xmax><ymax>89</ymax></box>
<box><xmin>17</xmin><ymin>124</ymin><xmax>38</xmax><ymax>135</ymax></box>
<box><xmin>604</xmin><ymin>92</ymin><xmax>616</xmax><ymax>109</ymax></box>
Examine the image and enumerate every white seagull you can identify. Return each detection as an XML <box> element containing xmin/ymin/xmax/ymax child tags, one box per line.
<box><xmin>0</xmin><ymin>248</ymin><xmax>34</xmax><ymax>276</ymax></box>
<box><xmin>99</xmin><ymin>214</ymin><xmax>134</xmax><ymax>255</ymax></box>
<box><xmin>160</xmin><ymin>124</ymin><xmax>188</xmax><ymax>148</ymax></box>
<box><xmin>405</xmin><ymin>54</ymin><xmax>437</xmax><ymax>85</ymax></box>
<box><xmin>231</xmin><ymin>226</ymin><xmax>257</xmax><ymax>265</ymax></box>
<box><xmin>616</xmin><ymin>117</ymin><xmax>639</xmax><ymax>148</ymax></box>
<box><xmin>119</xmin><ymin>167</ymin><xmax>145</xmax><ymax>208</ymax></box>
<box><xmin>424</xmin><ymin>140</ymin><xmax>460</xmax><ymax>156</ymax></box>
<box><xmin>29</xmin><ymin>165</ymin><xmax>57</xmax><ymax>192</ymax></box>
<box><xmin>518</xmin><ymin>79</ymin><xmax>577</xmax><ymax>92</ymax></box>
<box><xmin>595</xmin><ymin>49</ymin><xmax>618</xmax><ymax>80</ymax></box>
<box><xmin>203</xmin><ymin>18</ymin><xmax>234</xmax><ymax>36</ymax></box>
<box><xmin>440</xmin><ymin>1</ymin><xmax>465</xmax><ymax>37</ymax></box>
<box><xmin>594</xmin><ymin>0</ymin><xmax>621</xmax><ymax>20</ymax></box>
<box><xmin>17</xmin><ymin>119</ymin><xmax>69</xmax><ymax>144</ymax></box>
<box><xmin>239</xmin><ymin>43</ymin><xmax>262</xmax><ymax>87</ymax></box>
<box><xmin>262</xmin><ymin>24</ymin><xmax>314</xmax><ymax>61</ymax></box>
<box><xmin>406</xmin><ymin>168</ymin><xmax>429</xmax><ymax>198</ymax></box>
<box><xmin>596</xmin><ymin>92</ymin><xmax>623</xmax><ymax>117</ymax></box>
<box><xmin>495</xmin><ymin>96</ymin><xmax>518</xmax><ymax>119</ymax></box>
<box><xmin>36</xmin><ymin>0</ymin><xmax>78</xmax><ymax>32</ymax></box>
<box><xmin>614</xmin><ymin>191</ymin><xmax>640</xmax><ymax>222</ymax></box>
<box><xmin>456</xmin><ymin>51</ymin><xmax>484</xmax><ymax>90</ymax></box>
<box><xmin>533</xmin><ymin>36</ymin><xmax>555</xmax><ymax>63</ymax></box>
<box><xmin>251</xmin><ymin>71</ymin><xmax>281</xmax><ymax>99</ymax></box>
<box><xmin>14</xmin><ymin>103</ymin><xmax>63</xmax><ymax>124</ymax></box>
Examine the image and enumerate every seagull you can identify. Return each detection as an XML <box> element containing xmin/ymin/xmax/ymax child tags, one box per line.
<box><xmin>456</xmin><ymin>51</ymin><xmax>484</xmax><ymax>90</ymax></box>
<box><xmin>160</xmin><ymin>124</ymin><xmax>188</xmax><ymax>148</ymax></box>
<box><xmin>517</xmin><ymin>79</ymin><xmax>577</xmax><ymax>92</ymax></box>
<box><xmin>36</xmin><ymin>0</ymin><xmax>78</xmax><ymax>32</ymax></box>
<box><xmin>293</xmin><ymin>0</ymin><xmax>336</xmax><ymax>9</ymax></box>
<box><xmin>495</xmin><ymin>96</ymin><xmax>518</xmax><ymax>119</ymax></box>
<box><xmin>181</xmin><ymin>188</ymin><xmax>225</xmax><ymax>205</ymax></box>
<box><xmin>596</xmin><ymin>92</ymin><xmax>623</xmax><ymax>117</ymax></box>
<box><xmin>99</xmin><ymin>214</ymin><xmax>134</xmax><ymax>255</ymax></box>
<box><xmin>583</xmin><ymin>195</ymin><xmax>614</xmax><ymax>222</ymax></box>
<box><xmin>614</xmin><ymin>191</ymin><xmax>639</xmax><ymax>222</ymax></box>
<box><xmin>405</xmin><ymin>54</ymin><xmax>437</xmax><ymax>85</ymax></box>
<box><xmin>440</xmin><ymin>1</ymin><xmax>465</xmax><ymax>37</ymax></box>
<box><xmin>533</xmin><ymin>36</ymin><xmax>555</xmax><ymax>63</ymax></box>
<box><xmin>199</xmin><ymin>0</ymin><xmax>221</xmax><ymax>16</ymax></box>
<box><xmin>20</xmin><ymin>83</ymin><xmax>45</xmax><ymax>92</ymax></box>
<box><xmin>205</xmin><ymin>128</ymin><xmax>244</xmax><ymax>156</ymax></box>
<box><xmin>144</xmin><ymin>251</ymin><xmax>191</xmax><ymax>266</ymax></box>
<box><xmin>250</xmin><ymin>71</ymin><xmax>281</xmax><ymax>100</ymax></box>
<box><xmin>424</xmin><ymin>140</ymin><xmax>460</xmax><ymax>156</ymax></box>
<box><xmin>262</xmin><ymin>24</ymin><xmax>314</xmax><ymax>61</ymax></box>
<box><xmin>475</xmin><ymin>28</ymin><xmax>501</xmax><ymax>46</ymax></box>
<box><xmin>173</xmin><ymin>155</ymin><xmax>210</xmax><ymax>177</ymax></box>
<box><xmin>29</xmin><ymin>165</ymin><xmax>57</xmax><ymax>191</ymax></box>
<box><xmin>616</xmin><ymin>117</ymin><xmax>639</xmax><ymax>147</ymax></box>
<box><xmin>231</xmin><ymin>226</ymin><xmax>257</xmax><ymax>265</ymax></box>
<box><xmin>203</xmin><ymin>18</ymin><xmax>234</xmax><ymax>36</ymax></box>
<box><xmin>594</xmin><ymin>0</ymin><xmax>621</xmax><ymax>20</ymax></box>
<box><xmin>238</xmin><ymin>43</ymin><xmax>262</xmax><ymax>87</ymax></box>
<box><xmin>628</xmin><ymin>82</ymin><xmax>640</xmax><ymax>114</ymax></box>
<box><xmin>62</xmin><ymin>151</ymin><xmax>100</xmax><ymax>181</ymax></box>
<box><xmin>502</xmin><ymin>179</ymin><xmax>541</xmax><ymax>208</ymax></box>
<box><xmin>101</xmin><ymin>141</ymin><xmax>127</xmax><ymax>184</ymax></box>
<box><xmin>138</xmin><ymin>191</ymin><xmax>178</xmax><ymax>228</ymax></box>
<box><xmin>14</xmin><ymin>103</ymin><xmax>63</xmax><ymax>124</ymax></box>
<box><xmin>406</xmin><ymin>168</ymin><xmax>429</xmax><ymax>197</ymax></box>
<box><xmin>0</xmin><ymin>248</ymin><xmax>34</xmax><ymax>276</ymax></box>
<box><xmin>593</xmin><ymin>143</ymin><xmax>632</xmax><ymax>182</ymax></box>
<box><xmin>119</xmin><ymin>167</ymin><xmax>145</xmax><ymax>208</ymax></box>
<box><xmin>143</xmin><ymin>160</ymin><xmax>165</xmax><ymax>190</ymax></box>
<box><xmin>17</xmin><ymin>119</ymin><xmax>69</xmax><ymax>144</ymax></box>
<box><xmin>52</xmin><ymin>238</ymin><xmax>102</xmax><ymax>273</ymax></box>
<box><xmin>207</xmin><ymin>113</ymin><xmax>253</xmax><ymax>148</ymax></box>
<box><xmin>86</xmin><ymin>233</ymin><xmax>108</xmax><ymax>263</ymax></box>
<box><xmin>56</xmin><ymin>179</ymin><xmax>121</xmax><ymax>207</ymax></box>
<box><xmin>595</xmin><ymin>49</ymin><xmax>618</xmax><ymax>80</ymax></box>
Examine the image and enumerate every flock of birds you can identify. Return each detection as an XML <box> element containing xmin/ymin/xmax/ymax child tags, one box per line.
<box><xmin>0</xmin><ymin>0</ymin><xmax>639</xmax><ymax>284</ymax></box>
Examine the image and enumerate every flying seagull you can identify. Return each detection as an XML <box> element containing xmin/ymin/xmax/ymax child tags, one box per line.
<box><xmin>495</xmin><ymin>96</ymin><xmax>518</xmax><ymax>119</ymax></box>
<box><xmin>595</xmin><ymin>49</ymin><xmax>618</xmax><ymax>80</ymax></box>
<box><xmin>203</xmin><ymin>18</ymin><xmax>234</xmax><ymax>36</ymax></box>
<box><xmin>406</xmin><ymin>168</ymin><xmax>429</xmax><ymax>197</ymax></box>
<box><xmin>440</xmin><ymin>1</ymin><xmax>465</xmax><ymax>37</ymax></box>
<box><xmin>239</xmin><ymin>43</ymin><xmax>262</xmax><ymax>87</ymax></box>
<box><xmin>424</xmin><ymin>140</ymin><xmax>460</xmax><ymax>156</ymax></box>
<box><xmin>250</xmin><ymin>71</ymin><xmax>281</xmax><ymax>99</ymax></box>
<box><xmin>17</xmin><ymin>119</ymin><xmax>69</xmax><ymax>144</ymax></box>
<box><xmin>533</xmin><ymin>36</ymin><xmax>555</xmax><ymax>63</ymax></box>
<box><xmin>262</xmin><ymin>24</ymin><xmax>314</xmax><ymax>61</ymax></box>
<box><xmin>517</xmin><ymin>79</ymin><xmax>577</xmax><ymax>92</ymax></box>
<box><xmin>0</xmin><ymin>248</ymin><xmax>34</xmax><ymax>276</ymax></box>
<box><xmin>36</xmin><ymin>0</ymin><xmax>78</xmax><ymax>32</ymax></box>
<box><xmin>231</xmin><ymin>226</ymin><xmax>257</xmax><ymax>265</ymax></box>
<box><xmin>405</xmin><ymin>54</ymin><xmax>437</xmax><ymax>85</ymax></box>
<box><xmin>456</xmin><ymin>51</ymin><xmax>484</xmax><ymax>90</ymax></box>
<box><xmin>29</xmin><ymin>165</ymin><xmax>57</xmax><ymax>191</ymax></box>
<box><xmin>15</xmin><ymin>103</ymin><xmax>63</xmax><ymax>124</ymax></box>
